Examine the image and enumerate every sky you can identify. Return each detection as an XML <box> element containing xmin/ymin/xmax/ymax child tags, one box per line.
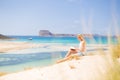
<box><xmin>0</xmin><ymin>0</ymin><xmax>120</xmax><ymax>36</ymax></box>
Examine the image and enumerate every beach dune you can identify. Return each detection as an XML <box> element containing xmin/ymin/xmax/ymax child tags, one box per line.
<box><xmin>0</xmin><ymin>55</ymin><xmax>111</xmax><ymax>80</ymax></box>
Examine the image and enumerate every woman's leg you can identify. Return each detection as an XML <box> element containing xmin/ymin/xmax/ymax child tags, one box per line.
<box><xmin>56</xmin><ymin>54</ymin><xmax>80</xmax><ymax>63</ymax></box>
<box><xmin>56</xmin><ymin>57</ymin><xmax>71</xmax><ymax>63</ymax></box>
<box><xmin>56</xmin><ymin>49</ymin><xmax>78</xmax><ymax>63</ymax></box>
<box><xmin>65</xmin><ymin>49</ymin><xmax>77</xmax><ymax>58</ymax></box>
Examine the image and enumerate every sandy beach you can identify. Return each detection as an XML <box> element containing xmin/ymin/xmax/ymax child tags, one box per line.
<box><xmin>0</xmin><ymin>41</ymin><xmax>117</xmax><ymax>80</ymax></box>
<box><xmin>0</xmin><ymin>42</ymin><xmax>41</xmax><ymax>53</ymax></box>
<box><xmin>0</xmin><ymin>41</ymin><xmax>109</xmax><ymax>53</ymax></box>
<box><xmin>0</xmin><ymin>41</ymin><xmax>70</xmax><ymax>53</ymax></box>
<box><xmin>0</xmin><ymin>54</ymin><xmax>114</xmax><ymax>80</ymax></box>
<box><xmin>1</xmin><ymin>0</ymin><xmax>120</xmax><ymax>79</ymax></box>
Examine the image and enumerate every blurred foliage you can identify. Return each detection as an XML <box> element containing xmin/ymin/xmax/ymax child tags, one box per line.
<box><xmin>105</xmin><ymin>39</ymin><xmax>120</xmax><ymax>80</ymax></box>
<box><xmin>105</xmin><ymin>61</ymin><xmax>120</xmax><ymax>80</ymax></box>
<box><xmin>0</xmin><ymin>72</ymin><xmax>7</xmax><ymax>76</ymax></box>
<box><xmin>111</xmin><ymin>38</ymin><xmax>120</xmax><ymax>59</ymax></box>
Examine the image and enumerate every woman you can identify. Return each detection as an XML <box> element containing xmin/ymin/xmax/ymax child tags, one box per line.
<box><xmin>57</xmin><ymin>34</ymin><xmax>86</xmax><ymax>63</ymax></box>
<box><xmin>65</xmin><ymin>34</ymin><xmax>86</xmax><ymax>57</ymax></box>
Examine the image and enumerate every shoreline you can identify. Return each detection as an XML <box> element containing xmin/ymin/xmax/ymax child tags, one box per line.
<box><xmin>0</xmin><ymin>41</ymin><xmax>110</xmax><ymax>74</ymax></box>
<box><xmin>0</xmin><ymin>41</ymin><xmax>109</xmax><ymax>54</ymax></box>
<box><xmin>0</xmin><ymin>41</ymin><xmax>117</xmax><ymax>80</ymax></box>
<box><xmin>0</xmin><ymin>41</ymin><xmax>41</xmax><ymax>53</ymax></box>
<box><xmin>0</xmin><ymin>54</ymin><xmax>114</xmax><ymax>80</ymax></box>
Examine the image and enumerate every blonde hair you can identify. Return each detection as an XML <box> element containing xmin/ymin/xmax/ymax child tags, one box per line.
<box><xmin>77</xmin><ymin>34</ymin><xmax>84</xmax><ymax>40</ymax></box>
<box><xmin>77</xmin><ymin>34</ymin><xmax>83</xmax><ymax>37</ymax></box>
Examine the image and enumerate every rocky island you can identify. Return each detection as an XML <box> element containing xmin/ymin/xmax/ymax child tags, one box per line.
<box><xmin>39</xmin><ymin>30</ymin><xmax>93</xmax><ymax>37</ymax></box>
<box><xmin>0</xmin><ymin>34</ymin><xmax>13</xmax><ymax>40</ymax></box>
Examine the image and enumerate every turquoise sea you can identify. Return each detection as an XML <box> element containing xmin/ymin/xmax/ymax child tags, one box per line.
<box><xmin>0</xmin><ymin>36</ymin><xmax>117</xmax><ymax>73</ymax></box>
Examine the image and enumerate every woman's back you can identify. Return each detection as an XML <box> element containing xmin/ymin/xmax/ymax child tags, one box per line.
<box><xmin>79</xmin><ymin>40</ymin><xmax>86</xmax><ymax>52</ymax></box>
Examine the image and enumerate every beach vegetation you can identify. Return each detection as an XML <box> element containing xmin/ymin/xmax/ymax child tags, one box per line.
<box><xmin>0</xmin><ymin>72</ymin><xmax>7</xmax><ymax>76</ymax></box>
<box><xmin>111</xmin><ymin>39</ymin><xmax>120</xmax><ymax>59</ymax></box>
<box><xmin>104</xmin><ymin>38</ymin><xmax>120</xmax><ymax>80</ymax></box>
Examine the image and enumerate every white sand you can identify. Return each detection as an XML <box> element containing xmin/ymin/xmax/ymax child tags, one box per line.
<box><xmin>0</xmin><ymin>41</ymin><xmax>111</xmax><ymax>80</ymax></box>
<box><xmin>0</xmin><ymin>55</ymin><xmax>112</xmax><ymax>80</ymax></box>
<box><xmin>0</xmin><ymin>42</ymin><xmax>70</xmax><ymax>53</ymax></box>
<box><xmin>0</xmin><ymin>41</ymin><xmax>109</xmax><ymax>54</ymax></box>
<box><xmin>0</xmin><ymin>42</ymin><xmax>42</xmax><ymax>53</ymax></box>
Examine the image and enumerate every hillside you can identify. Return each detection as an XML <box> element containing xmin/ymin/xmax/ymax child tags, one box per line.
<box><xmin>0</xmin><ymin>34</ymin><xmax>12</xmax><ymax>40</ymax></box>
<box><xmin>39</xmin><ymin>30</ymin><xmax>93</xmax><ymax>37</ymax></box>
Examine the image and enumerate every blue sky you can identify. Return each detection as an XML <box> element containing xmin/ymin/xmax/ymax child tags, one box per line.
<box><xmin>0</xmin><ymin>0</ymin><xmax>120</xmax><ymax>35</ymax></box>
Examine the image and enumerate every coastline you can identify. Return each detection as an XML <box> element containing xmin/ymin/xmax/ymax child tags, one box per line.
<box><xmin>0</xmin><ymin>40</ymin><xmax>119</xmax><ymax>80</ymax></box>
<box><xmin>0</xmin><ymin>41</ymin><xmax>109</xmax><ymax>54</ymax></box>
<box><xmin>0</xmin><ymin>42</ymin><xmax>40</xmax><ymax>53</ymax></box>
<box><xmin>0</xmin><ymin>54</ymin><xmax>113</xmax><ymax>80</ymax></box>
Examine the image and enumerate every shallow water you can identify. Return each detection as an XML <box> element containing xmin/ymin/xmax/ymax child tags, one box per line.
<box><xmin>0</xmin><ymin>51</ymin><xmax>66</xmax><ymax>73</ymax></box>
<box><xmin>10</xmin><ymin>36</ymin><xmax>118</xmax><ymax>44</ymax></box>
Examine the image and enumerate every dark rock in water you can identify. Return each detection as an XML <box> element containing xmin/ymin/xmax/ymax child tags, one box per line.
<box><xmin>0</xmin><ymin>34</ymin><xmax>12</xmax><ymax>40</ymax></box>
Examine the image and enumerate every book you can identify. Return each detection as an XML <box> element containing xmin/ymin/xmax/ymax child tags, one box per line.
<box><xmin>70</xmin><ymin>47</ymin><xmax>76</xmax><ymax>50</ymax></box>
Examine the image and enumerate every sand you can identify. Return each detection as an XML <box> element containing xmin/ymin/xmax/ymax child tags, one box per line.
<box><xmin>0</xmin><ymin>41</ymin><xmax>112</xmax><ymax>80</ymax></box>
<box><xmin>0</xmin><ymin>42</ymin><xmax>41</xmax><ymax>53</ymax></box>
<box><xmin>0</xmin><ymin>41</ymin><xmax>109</xmax><ymax>54</ymax></box>
<box><xmin>0</xmin><ymin>42</ymin><xmax>70</xmax><ymax>53</ymax></box>
<box><xmin>0</xmin><ymin>55</ymin><xmax>113</xmax><ymax>80</ymax></box>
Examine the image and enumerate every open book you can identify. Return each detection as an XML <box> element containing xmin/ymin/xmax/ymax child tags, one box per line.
<box><xmin>70</xmin><ymin>47</ymin><xmax>76</xmax><ymax>50</ymax></box>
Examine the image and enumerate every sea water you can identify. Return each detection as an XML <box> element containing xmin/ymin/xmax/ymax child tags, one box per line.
<box><xmin>0</xmin><ymin>36</ymin><xmax>117</xmax><ymax>73</ymax></box>
<box><xmin>0</xmin><ymin>51</ymin><xmax>66</xmax><ymax>72</ymax></box>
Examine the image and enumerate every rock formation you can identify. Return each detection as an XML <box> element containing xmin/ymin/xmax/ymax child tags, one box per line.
<box><xmin>39</xmin><ymin>30</ymin><xmax>93</xmax><ymax>37</ymax></box>
<box><xmin>39</xmin><ymin>30</ymin><xmax>53</xmax><ymax>36</ymax></box>
<box><xmin>0</xmin><ymin>34</ymin><xmax>12</xmax><ymax>39</ymax></box>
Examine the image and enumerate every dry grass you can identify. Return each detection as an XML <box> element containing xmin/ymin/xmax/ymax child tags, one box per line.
<box><xmin>104</xmin><ymin>39</ymin><xmax>120</xmax><ymax>80</ymax></box>
<box><xmin>0</xmin><ymin>72</ymin><xmax>7</xmax><ymax>76</ymax></box>
<box><xmin>111</xmin><ymin>43</ymin><xmax>120</xmax><ymax>59</ymax></box>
